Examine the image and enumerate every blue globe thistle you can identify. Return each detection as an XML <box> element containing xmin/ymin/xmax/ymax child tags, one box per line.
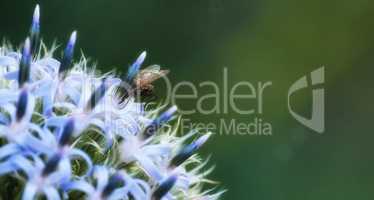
<box><xmin>0</xmin><ymin>4</ymin><xmax>223</xmax><ymax>200</ymax></box>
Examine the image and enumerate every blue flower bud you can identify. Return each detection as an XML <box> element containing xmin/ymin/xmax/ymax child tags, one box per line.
<box><xmin>30</xmin><ymin>4</ymin><xmax>40</xmax><ymax>54</ymax></box>
<box><xmin>102</xmin><ymin>173</ymin><xmax>124</xmax><ymax>198</ymax></box>
<box><xmin>152</xmin><ymin>175</ymin><xmax>178</xmax><ymax>200</ymax></box>
<box><xmin>18</xmin><ymin>38</ymin><xmax>31</xmax><ymax>87</ymax></box>
<box><xmin>59</xmin><ymin>118</ymin><xmax>75</xmax><ymax>147</ymax></box>
<box><xmin>143</xmin><ymin>106</ymin><xmax>177</xmax><ymax>138</ymax></box>
<box><xmin>42</xmin><ymin>153</ymin><xmax>62</xmax><ymax>176</ymax></box>
<box><xmin>126</xmin><ymin>51</ymin><xmax>146</xmax><ymax>83</ymax></box>
<box><xmin>16</xmin><ymin>89</ymin><xmax>28</xmax><ymax>122</ymax></box>
<box><xmin>170</xmin><ymin>133</ymin><xmax>211</xmax><ymax>167</ymax></box>
<box><xmin>85</xmin><ymin>79</ymin><xmax>109</xmax><ymax>111</ymax></box>
<box><xmin>59</xmin><ymin>31</ymin><xmax>77</xmax><ymax>77</ymax></box>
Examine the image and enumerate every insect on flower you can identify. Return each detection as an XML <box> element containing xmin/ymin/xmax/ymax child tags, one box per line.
<box><xmin>120</xmin><ymin>52</ymin><xmax>169</xmax><ymax>102</ymax></box>
<box><xmin>134</xmin><ymin>64</ymin><xmax>169</xmax><ymax>98</ymax></box>
<box><xmin>0</xmin><ymin>4</ymin><xmax>223</xmax><ymax>200</ymax></box>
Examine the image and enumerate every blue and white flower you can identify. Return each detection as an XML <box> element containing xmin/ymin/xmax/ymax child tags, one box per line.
<box><xmin>0</xmin><ymin>4</ymin><xmax>222</xmax><ymax>200</ymax></box>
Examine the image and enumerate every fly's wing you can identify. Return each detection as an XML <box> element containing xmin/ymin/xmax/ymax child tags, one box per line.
<box><xmin>135</xmin><ymin>65</ymin><xmax>169</xmax><ymax>86</ymax></box>
<box><xmin>145</xmin><ymin>64</ymin><xmax>161</xmax><ymax>71</ymax></box>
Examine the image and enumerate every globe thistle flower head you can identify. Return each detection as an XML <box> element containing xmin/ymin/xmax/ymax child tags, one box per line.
<box><xmin>0</xmin><ymin>4</ymin><xmax>223</xmax><ymax>200</ymax></box>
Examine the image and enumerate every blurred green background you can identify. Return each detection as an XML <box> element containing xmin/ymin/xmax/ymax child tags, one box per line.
<box><xmin>1</xmin><ymin>0</ymin><xmax>374</xmax><ymax>199</ymax></box>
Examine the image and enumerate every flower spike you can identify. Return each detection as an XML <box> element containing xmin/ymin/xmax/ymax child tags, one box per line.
<box><xmin>152</xmin><ymin>175</ymin><xmax>178</xmax><ymax>200</ymax></box>
<box><xmin>85</xmin><ymin>79</ymin><xmax>110</xmax><ymax>112</ymax></box>
<box><xmin>101</xmin><ymin>173</ymin><xmax>124</xmax><ymax>198</ymax></box>
<box><xmin>30</xmin><ymin>4</ymin><xmax>40</xmax><ymax>54</ymax></box>
<box><xmin>170</xmin><ymin>133</ymin><xmax>211</xmax><ymax>167</ymax></box>
<box><xmin>126</xmin><ymin>51</ymin><xmax>146</xmax><ymax>83</ymax></box>
<box><xmin>59</xmin><ymin>118</ymin><xmax>75</xmax><ymax>147</ymax></box>
<box><xmin>143</xmin><ymin>105</ymin><xmax>178</xmax><ymax>138</ymax></box>
<box><xmin>42</xmin><ymin>153</ymin><xmax>62</xmax><ymax>177</ymax></box>
<box><xmin>16</xmin><ymin>89</ymin><xmax>29</xmax><ymax>122</ymax></box>
<box><xmin>18</xmin><ymin>38</ymin><xmax>31</xmax><ymax>87</ymax></box>
<box><xmin>59</xmin><ymin>31</ymin><xmax>77</xmax><ymax>77</ymax></box>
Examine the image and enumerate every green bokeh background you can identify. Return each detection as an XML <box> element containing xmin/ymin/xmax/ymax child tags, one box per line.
<box><xmin>1</xmin><ymin>0</ymin><xmax>373</xmax><ymax>199</ymax></box>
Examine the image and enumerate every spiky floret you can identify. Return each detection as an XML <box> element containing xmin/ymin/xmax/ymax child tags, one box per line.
<box><xmin>0</xmin><ymin>4</ymin><xmax>222</xmax><ymax>200</ymax></box>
